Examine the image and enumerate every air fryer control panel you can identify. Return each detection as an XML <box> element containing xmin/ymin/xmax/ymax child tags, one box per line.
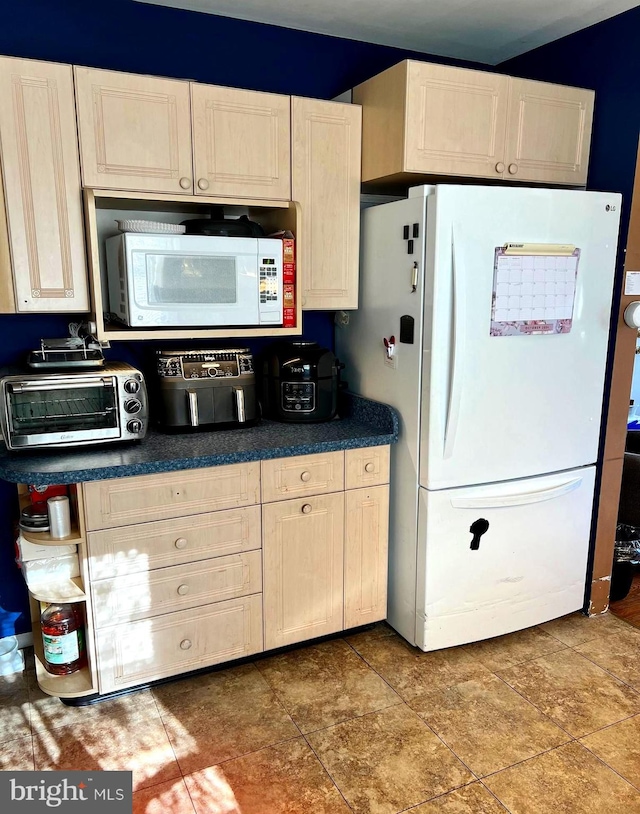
<box><xmin>281</xmin><ymin>381</ymin><xmax>315</xmax><ymax>413</ymax></box>
<box><xmin>157</xmin><ymin>350</ymin><xmax>254</xmax><ymax>380</ymax></box>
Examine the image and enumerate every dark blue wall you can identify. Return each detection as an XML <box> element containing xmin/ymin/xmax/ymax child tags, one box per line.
<box><xmin>0</xmin><ymin>0</ymin><xmax>637</xmax><ymax>635</ymax></box>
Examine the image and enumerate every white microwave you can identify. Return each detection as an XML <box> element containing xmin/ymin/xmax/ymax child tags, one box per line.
<box><xmin>105</xmin><ymin>234</ymin><xmax>283</xmax><ymax>328</ymax></box>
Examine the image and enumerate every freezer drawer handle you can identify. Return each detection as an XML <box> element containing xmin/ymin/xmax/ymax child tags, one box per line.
<box><xmin>469</xmin><ymin>518</ymin><xmax>489</xmax><ymax>550</ymax></box>
<box><xmin>450</xmin><ymin>477</ymin><xmax>583</xmax><ymax>509</ymax></box>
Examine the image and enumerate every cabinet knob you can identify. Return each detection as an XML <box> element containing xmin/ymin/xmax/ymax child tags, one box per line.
<box><xmin>180</xmin><ymin>639</ymin><xmax>192</xmax><ymax>650</ymax></box>
<box><xmin>175</xmin><ymin>537</ymin><xmax>188</xmax><ymax>549</ymax></box>
<box><xmin>177</xmin><ymin>584</ymin><xmax>189</xmax><ymax>596</ymax></box>
<box><xmin>300</xmin><ymin>471</ymin><xmax>311</xmax><ymax>482</ymax></box>
<box><xmin>508</xmin><ymin>163</ymin><xmax>518</xmax><ymax>175</ymax></box>
<box><xmin>197</xmin><ymin>178</ymin><xmax>210</xmax><ymax>191</ymax></box>
<box><xmin>495</xmin><ymin>162</ymin><xmax>505</xmax><ymax>173</ymax></box>
<box><xmin>364</xmin><ymin>462</ymin><xmax>375</xmax><ymax>473</ymax></box>
<box><xmin>301</xmin><ymin>503</ymin><xmax>312</xmax><ymax>514</ymax></box>
<box><xmin>179</xmin><ymin>177</ymin><xmax>191</xmax><ymax>190</ymax></box>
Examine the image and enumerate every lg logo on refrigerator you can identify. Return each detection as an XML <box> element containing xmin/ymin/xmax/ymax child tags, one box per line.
<box><xmin>606</xmin><ymin>204</ymin><xmax>618</xmax><ymax>211</ymax></box>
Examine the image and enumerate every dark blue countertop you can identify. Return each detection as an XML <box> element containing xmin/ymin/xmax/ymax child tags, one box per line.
<box><xmin>0</xmin><ymin>394</ymin><xmax>399</xmax><ymax>485</ymax></box>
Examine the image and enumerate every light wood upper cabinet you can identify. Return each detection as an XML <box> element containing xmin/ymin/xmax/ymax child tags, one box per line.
<box><xmin>74</xmin><ymin>66</ymin><xmax>193</xmax><ymax>194</ymax></box>
<box><xmin>292</xmin><ymin>97</ymin><xmax>361</xmax><ymax>309</ymax></box>
<box><xmin>192</xmin><ymin>84</ymin><xmax>290</xmax><ymax>199</ymax></box>
<box><xmin>353</xmin><ymin>59</ymin><xmax>594</xmax><ymax>188</ymax></box>
<box><xmin>263</xmin><ymin>492</ymin><xmax>344</xmax><ymax>649</ymax></box>
<box><xmin>504</xmin><ymin>78</ymin><xmax>593</xmax><ymax>186</ymax></box>
<box><xmin>0</xmin><ymin>57</ymin><xmax>89</xmax><ymax>312</ymax></box>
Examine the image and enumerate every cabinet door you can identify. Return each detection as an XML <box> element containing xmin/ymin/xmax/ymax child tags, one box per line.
<box><xmin>0</xmin><ymin>57</ymin><xmax>88</xmax><ymax>312</ymax></box>
<box><xmin>96</xmin><ymin>594</ymin><xmax>263</xmax><ymax>693</ymax></box>
<box><xmin>191</xmin><ymin>83</ymin><xmax>290</xmax><ymax>199</ymax></box>
<box><xmin>344</xmin><ymin>486</ymin><xmax>389</xmax><ymax>629</ymax></box>
<box><xmin>292</xmin><ymin>97</ymin><xmax>361</xmax><ymax>310</ymax></box>
<box><xmin>74</xmin><ymin>67</ymin><xmax>193</xmax><ymax>194</ymax></box>
<box><xmin>504</xmin><ymin>78</ymin><xmax>593</xmax><ymax>186</ymax></box>
<box><xmin>404</xmin><ymin>61</ymin><xmax>509</xmax><ymax>180</ymax></box>
<box><xmin>263</xmin><ymin>493</ymin><xmax>344</xmax><ymax>649</ymax></box>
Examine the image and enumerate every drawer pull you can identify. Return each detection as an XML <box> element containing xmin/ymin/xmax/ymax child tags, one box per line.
<box><xmin>300</xmin><ymin>471</ymin><xmax>312</xmax><ymax>482</ymax></box>
<box><xmin>177</xmin><ymin>584</ymin><xmax>189</xmax><ymax>596</ymax></box>
<box><xmin>364</xmin><ymin>462</ymin><xmax>375</xmax><ymax>473</ymax></box>
<box><xmin>174</xmin><ymin>538</ymin><xmax>188</xmax><ymax>549</ymax></box>
<box><xmin>302</xmin><ymin>503</ymin><xmax>312</xmax><ymax>514</ymax></box>
<box><xmin>180</xmin><ymin>639</ymin><xmax>192</xmax><ymax>650</ymax></box>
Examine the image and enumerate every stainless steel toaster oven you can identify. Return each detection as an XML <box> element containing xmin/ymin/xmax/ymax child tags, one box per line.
<box><xmin>0</xmin><ymin>362</ymin><xmax>148</xmax><ymax>450</ymax></box>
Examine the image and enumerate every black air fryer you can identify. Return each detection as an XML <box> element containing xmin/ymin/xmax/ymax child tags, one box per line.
<box><xmin>261</xmin><ymin>341</ymin><xmax>341</xmax><ymax>423</ymax></box>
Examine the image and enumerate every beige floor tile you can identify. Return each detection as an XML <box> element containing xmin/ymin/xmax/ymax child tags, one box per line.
<box><xmin>415</xmin><ymin>674</ymin><xmax>570</xmax><ymax>776</ymax></box>
<box><xmin>484</xmin><ymin>741</ymin><xmax>640</xmax><ymax>814</ymax></box>
<box><xmin>580</xmin><ymin>714</ymin><xmax>640</xmax><ymax>791</ymax></box>
<box><xmin>32</xmin><ymin>709</ymin><xmax>180</xmax><ymax>792</ymax></box>
<box><xmin>0</xmin><ymin>733</ymin><xmax>35</xmax><ymax>770</ymax></box>
<box><xmin>576</xmin><ymin>626</ymin><xmax>640</xmax><ymax>689</ymax></box>
<box><xmin>29</xmin><ymin>685</ymin><xmax>158</xmax><ymax>732</ymax></box>
<box><xmin>498</xmin><ymin>648</ymin><xmax>640</xmax><ymax>737</ymax></box>
<box><xmin>410</xmin><ymin>782</ymin><xmax>508</xmax><ymax>813</ymax></box>
<box><xmin>463</xmin><ymin>627</ymin><xmax>567</xmax><ymax>672</ymax></box>
<box><xmin>0</xmin><ymin>683</ymin><xmax>31</xmax><ymax>741</ymax></box>
<box><xmin>133</xmin><ymin>778</ymin><xmax>196</xmax><ymax>814</ymax></box>
<box><xmin>347</xmin><ymin>628</ymin><xmax>491</xmax><ymax>705</ymax></box>
<box><xmin>538</xmin><ymin>610</ymin><xmax>631</xmax><ymax>646</ymax></box>
<box><xmin>185</xmin><ymin>737</ymin><xmax>351</xmax><ymax>814</ymax></box>
<box><xmin>155</xmin><ymin>662</ymin><xmax>299</xmax><ymax>775</ymax></box>
<box><xmin>256</xmin><ymin>638</ymin><xmax>401</xmax><ymax>733</ymax></box>
<box><xmin>307</xmin><ymin>703</ymin><xmax>474</xmax><ymax>814</ymax></box>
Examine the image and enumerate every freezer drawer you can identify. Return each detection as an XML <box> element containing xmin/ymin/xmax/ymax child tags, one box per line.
<box><xmin>415</xmin><ymin>466</ymin><xmax>596</xmax><ymax>651</ymax></box>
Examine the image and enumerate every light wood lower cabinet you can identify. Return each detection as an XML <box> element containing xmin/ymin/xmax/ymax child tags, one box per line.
<box><xmin>263</xmin><ymin>492</ymin><xmax>345</xmax><ymax>649</ymax></box>
<box><xmin>32</xmin><ymin>448</ymin><xmax>390</xmax><ymax>699</ymax></box>
<box><xmin>96</xmin><ymin>594</ymin><xmax>263</xmax><ymax>694</ymax></box>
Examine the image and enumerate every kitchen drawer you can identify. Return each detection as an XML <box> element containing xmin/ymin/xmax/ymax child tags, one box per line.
<box><xmin>345</xmin><ymin>445</ymin><xmax>390</xmax><ymax>490</ymax></box>
<box><xmin>87</xmin><ymin>505</ymin><xmax>261</xmax><ymax>580</ymax></box>
<box><xmin>261</xmin><ymin>451</ymin><xmax>344</xmax><ymax>503</ymax></box>
<box><xmin>91</xmin><ymin>550</ymin><xmax>262</xmax><ymax>628</ymax></box>
<box><xmin>96</xmin><ymin>593</ymin><xmax>263</xmax><ymax>694</ymax></box>
<box><xmin>83</xmin><ymin>463</ymin><xmax>260</xmax><ymax>530</ymax></box>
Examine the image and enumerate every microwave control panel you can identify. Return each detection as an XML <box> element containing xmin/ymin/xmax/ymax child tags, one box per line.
<box><xmin>157</xmin><ymin>350</ymin><xmax>254</xmax><ymax>380</ymax></box>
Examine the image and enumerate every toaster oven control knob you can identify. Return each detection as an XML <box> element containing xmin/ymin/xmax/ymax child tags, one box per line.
<box><xmin>124</xmin><ymin>399</ymin><xmax>142</xmax><ymax>414</ymax></box>
<box><xmin>124</xmin><ymin>379</ymin><xmax>140</xmax><ymax>394</ymax></box>
<box><xmin>126</xmin><ymin>418</ymin><xmax>143</xmax><ymax>434</ymax></box>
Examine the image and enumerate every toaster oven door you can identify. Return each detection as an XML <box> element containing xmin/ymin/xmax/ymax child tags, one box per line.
<box><xmin>4</xmin><ymin>377</ymin><xmax>121</xmax><ymax>448</ymax></box>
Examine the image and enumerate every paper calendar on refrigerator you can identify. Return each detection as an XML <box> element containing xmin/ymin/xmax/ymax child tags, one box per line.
<box><xmin>490</xmin><ymin>243</ymin><xmax>580</xmax><ymax>337</ymax></box>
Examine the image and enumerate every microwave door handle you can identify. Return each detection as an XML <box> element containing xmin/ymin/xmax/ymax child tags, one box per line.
<box><xmin>186</xmin><ymin>389</ymin><xmax>199</xmax><ymax>427</ymax></box>
<box><xmin>233</xmin><ymin>387</ymin><xmax>246</xmax><ymax>423</ymax></box>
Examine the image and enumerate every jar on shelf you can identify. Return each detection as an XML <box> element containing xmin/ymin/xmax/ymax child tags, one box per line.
<box><xmin>40</xmin><ymin>603</ymin><xmax>86</xmax><ymax>675</ymax></box>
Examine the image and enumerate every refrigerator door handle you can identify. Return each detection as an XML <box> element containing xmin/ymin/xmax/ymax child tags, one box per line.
<box><xmin>443</xmin><ymin>229</ymin><xmax>465</xmax><ymax>460</ymax></box>
<box><xmin>450</xmin><ymin>476</ymin><xmax>583</xmax><ymax>509</ymax></box>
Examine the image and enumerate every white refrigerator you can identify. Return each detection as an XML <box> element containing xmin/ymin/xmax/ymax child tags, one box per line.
<box><xmin>336</xmin><ymin>184</ymin><xmax>621</xmax><ymax>651</ymax></box>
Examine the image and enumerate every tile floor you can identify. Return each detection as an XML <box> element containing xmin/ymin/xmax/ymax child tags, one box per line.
<box><xmin>2</xmin><ymin>612</ymin><xmax>640</xmax><ymax>813</ymax></box>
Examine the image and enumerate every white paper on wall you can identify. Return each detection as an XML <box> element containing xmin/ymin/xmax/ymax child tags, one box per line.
<box><xmin>490</xmin><ymin>244</ymin><xmax>580</xmax><ymax>337</ymax></box>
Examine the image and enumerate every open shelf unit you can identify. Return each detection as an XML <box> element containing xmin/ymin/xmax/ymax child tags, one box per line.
<box><xmin>83</xmin><ymin>188</ymin><xmax>303</xmax><ymax>342</ymax></box>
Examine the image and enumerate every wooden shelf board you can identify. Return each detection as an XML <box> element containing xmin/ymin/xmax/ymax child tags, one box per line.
<box><xmin>32</xmin><ymin>629</ymin><xmax>96</xmax><ymax>698</ymax></box>
<box><xmin>28</xmin><ymin>577</ymin><xmax>86</xmax><ymax>604</ymax></box>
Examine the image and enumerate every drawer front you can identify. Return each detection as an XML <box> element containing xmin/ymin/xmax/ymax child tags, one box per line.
<box><xmin>92</xmin><ymin>550</ymin><xmax>262</xmax><ymax>628</ymax></box>
<box><xmin>345</xmin><ymin>445</ymin><xmax>390</xmax><ymax>490</ymax></box>
<box><xmin>87</xmin><ymin>505</ymin><xmax>261</xmax><ymax>580</ymax></box>
<box><xmin>96</xmin><ymin>594</ymin><xmax>263</xmax><ymax>694</ymax></box>
<box><xmin>261</xmin><ymin>451</ymin><xmax>344</xmax><ymax>503</ymax></box>
<box><xmin>84</xmin><ymin>463</ymin><xmax>260</xmax><ymax>530</ymax></box>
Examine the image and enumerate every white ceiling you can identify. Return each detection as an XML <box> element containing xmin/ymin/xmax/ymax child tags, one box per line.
<box><xmin>136</xmin><ymin>0</ymin><xmax>639</xmax><ymax>64</ymax></box>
